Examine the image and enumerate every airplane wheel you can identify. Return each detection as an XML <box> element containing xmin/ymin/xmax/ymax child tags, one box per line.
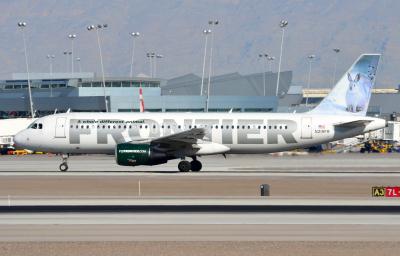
<box><xmin>190</xmin><ymin>160</ymin><xmax>202</xmax><ymax>172</ymax></box>
<box><xmin>59</xmin><ymin>163</ymin><xmax>68</xmax><ymax>172</ymax></box>
<box><xmin>178</xmin><ymin>160</ymin><xmax>191</xmax><ymax>172</ymax></box>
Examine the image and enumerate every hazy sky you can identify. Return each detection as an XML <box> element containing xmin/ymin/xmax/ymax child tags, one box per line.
<box><xmin>0</xmin><ymin>0</ymin><xmax>399</xmax><ymax>88</ymax></box>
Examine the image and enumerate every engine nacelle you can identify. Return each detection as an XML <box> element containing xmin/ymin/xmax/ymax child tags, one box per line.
<box><xmin>115</xmin><ymin>143</ymin><xmax>168</xmax><ymax>166</ymax></box>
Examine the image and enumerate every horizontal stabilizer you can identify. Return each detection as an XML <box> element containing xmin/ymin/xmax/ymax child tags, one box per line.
<box><xmin>334</xmin><ymin>120</ymin><xmax>372</xmax><ymax>128</ymax></box>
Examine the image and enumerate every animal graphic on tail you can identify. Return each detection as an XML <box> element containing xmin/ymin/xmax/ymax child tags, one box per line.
<box><xmin>345</xmin><ymin>72</ymin><xmax>372</xmax><ymax>113</ymax></box>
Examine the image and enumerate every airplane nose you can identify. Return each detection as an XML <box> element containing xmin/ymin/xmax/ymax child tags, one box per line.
<box><xmin>13</xmin><ymin>132</ymin><xmax>26</xmax><ymax>149</ymax></box>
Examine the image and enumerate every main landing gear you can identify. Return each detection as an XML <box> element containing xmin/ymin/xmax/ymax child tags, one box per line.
<box><xmin>178</xmin><ymin>157</ymin><xmax>202</xmax><ymax>172</ymax></box>
<box><xmin>59</xmin><ymin>154</ymin><xmax>69</xmax><ymax>172</ymax></box>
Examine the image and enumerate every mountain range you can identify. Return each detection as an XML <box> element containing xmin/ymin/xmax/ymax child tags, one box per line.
<box><xmin>0</xmin><ymin>0</ymin><xmax>398</xmax><ymax>88</ymax></box>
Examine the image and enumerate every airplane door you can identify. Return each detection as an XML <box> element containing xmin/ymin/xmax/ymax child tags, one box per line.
<box><xmin>55</xmin><ymin>117</ymin><xmax>67</xmax><ymax>138</ymax></box>
<box><xmin>301</xmin><ymin>117</ymin><xmax>313</xmax><ymax>139</ymax></box>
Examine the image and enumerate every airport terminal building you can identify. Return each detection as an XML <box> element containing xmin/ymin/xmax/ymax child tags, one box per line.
<box><xmin>0</xmin><ymin>71</ymin><xmax>292</xmax><ymax>118</ymax></box>
<box><xmin>1</xmin><ymin>70</ymin><xmax>400</xmax><ymax>120</ymax></box>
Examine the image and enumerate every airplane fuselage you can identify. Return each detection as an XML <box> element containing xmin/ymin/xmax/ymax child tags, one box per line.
<box><xmin>15</xmin><ymin>112</ymin><xmax>386</xmax><ymax>155</ymax></box>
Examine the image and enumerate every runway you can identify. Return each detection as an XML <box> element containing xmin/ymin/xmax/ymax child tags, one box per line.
<box><xmin>0</xmin><ymin>154</ymin><xmax>399</xmax><ymax>246</ymax></box>
<box><xmin>1</xmin><ymin>153</ymin><xmax>400</xmax><ymax>175</ymax></box>
<box><xmin>0</xmin><ymin>205</ymin><xmax>399</xmax><ymax>241</ymax></box>
<box><xmin>1</xmin><ymin>154</ymin><xmax>400</xmax><ymax>198</ymax></box>
<box><xmin>0</xmin><ymin>198</ymin><xmax>399</xmax><ymax>241</ymax></box>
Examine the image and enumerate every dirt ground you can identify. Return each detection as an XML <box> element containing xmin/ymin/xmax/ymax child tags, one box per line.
<box><xmin>0</xmin><ymin>241</ymin><xmax>399</xmax><ymax>256</ymax></box>
<box><xmin>0</xmin><ymin>175</ymin><xmax>398</xmax><ymax>197</ymax></box>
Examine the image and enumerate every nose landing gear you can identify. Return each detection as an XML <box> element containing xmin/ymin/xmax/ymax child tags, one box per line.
<box><xmin>59</xmin><ymin>154</ymin><xmax>69</xmax><ymax>172</ymax></box>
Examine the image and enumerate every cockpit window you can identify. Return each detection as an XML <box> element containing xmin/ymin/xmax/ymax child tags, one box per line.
<box><xmin>28</xmin><ymin>122</ymin><xmax>43</xmax><ymax>129</ymax></box>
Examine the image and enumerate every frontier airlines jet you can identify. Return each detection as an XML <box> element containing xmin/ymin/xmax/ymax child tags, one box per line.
<box><xmin>14</xmin><ymin>54</ymin><xmax>386</xmax><ymax>172</ymax></box>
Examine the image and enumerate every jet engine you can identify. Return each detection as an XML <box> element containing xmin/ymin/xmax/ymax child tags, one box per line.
<box><xmin>115</xmin><ymin>143</ymin><xmax>169</xmax><ymax>166</ymax></box>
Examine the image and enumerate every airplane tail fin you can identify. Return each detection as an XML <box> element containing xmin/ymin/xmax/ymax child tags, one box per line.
<box><xmin>310</xmin><ymin>54</ymin><xmax>380</xmax><ymax>116</ymax></box>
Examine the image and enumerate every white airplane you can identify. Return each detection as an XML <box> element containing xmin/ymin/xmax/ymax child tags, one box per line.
<box><xmin>14</xmin><ymin>54</ymin><xmax>386</xmax><ymax>172</ymax></box>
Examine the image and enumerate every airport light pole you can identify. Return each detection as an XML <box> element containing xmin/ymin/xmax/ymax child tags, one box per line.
<box><xmin>258</xmin><ymin>53</ymin><xmax>268</xmax><ymax>96</ymax></box>
<box><xmin>332</xmin><ymin>48</ymin><xmax>340</xmax><ymax>86</ymax></box>
<box><xmin>154</xmin><ymin>54</ymin><xmax>163</xmax><ymax>78</ymax></box>
<box><xmin>87</xmin><ymin>24</ymin><xmax>109</xmax><ymax>112</ymax></box>
<box><xmin>206</xmin><ymin>20</ymin><xmax>219</xmax><ymax>112</ymax></box>
<box><xmin>46</xmin><ymin>54</ymin><xmax>55</xmax><ymax>97</ymax></box>
<box><xmin>76</xmin><ymin>57</ymin><xmax>82</xmax><ymax>73</ymax></box>
<box><xmin>63</xmin><ymin>51</ymin><xmax>72</xmax><ymax>72</ymax></box>
<box><xmin>129</xmin><ymin>32</ymin><xmax>140</xmax><ymax>78</ymax></box>
<box><xmin>305</xmin><ymin>54</ymin><xmax>316</xmax><ymax>107</ymax></box>
<box><xmin>68</xmin><ymin>34</ymin><xmax>77</xmax><ymax>74</ymax></box>
<box><xmin>17</xmin><ymin>21</ymin><xmax>34</xmax><ymax>118</ymax></box>
<box><xmin>146</xmin><ymin>52</ymin><xmax>155</xmax><ymax>77</ymax></box>
<box><xmin>200</xmin><ymin>29</ymin><xmax>211</xmax><ymax>96</ymax></box>
<box><xmin>276</xmin><ymin>20</ymin><xmax>288</xmax><ymax>97</ymax></box>
<box><xmin>267</xmin><ymin>56</ymin><xmax>275</xmax><ymax>72</ymax></box>
<box><xmin>267</xmin><ymin>56</ymin><xmax>275</xmax><ymax>98</ymax></box>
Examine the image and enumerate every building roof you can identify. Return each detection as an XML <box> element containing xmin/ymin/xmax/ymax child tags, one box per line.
<box><xmin>162</xmin><ymin>71</ymin><xmax>293</xmax><ymax>96</ymax></box>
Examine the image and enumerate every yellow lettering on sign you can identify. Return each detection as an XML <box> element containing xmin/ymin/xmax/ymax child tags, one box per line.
<box><xmin>372</xmin><ymin>187</ymin><xmax>385</xmax><ymax>197</ymax></box>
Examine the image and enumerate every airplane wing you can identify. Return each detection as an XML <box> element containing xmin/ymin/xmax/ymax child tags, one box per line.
<box><xmin>127</xmin><ymin>128</ymin><xmax>206</xmax><ymax>153</ymax></box>
<box><xmin>151</xmin><ymin>128</ymin><xmax>206</xmax><ymax>144</ymax></box>
<box><xmin>334</xmin><ymin>120</ymin><xmax>373</xmax><ymax>129</ymax></box>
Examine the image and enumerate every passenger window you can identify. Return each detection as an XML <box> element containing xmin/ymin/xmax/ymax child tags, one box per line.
<box><xmin>263</xmin><ymin>126</ymin><xmax>266</xmax><ymax>129</ymax></box>
<box><xmin>38</xmin><ymin>124</ymin><xmax>43</xmax><ymax>129</ymax></box>
<box><xmin>153</xmin><ymin>125</ymin><xmax>156</xmax><ymax>129</ymax></box>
